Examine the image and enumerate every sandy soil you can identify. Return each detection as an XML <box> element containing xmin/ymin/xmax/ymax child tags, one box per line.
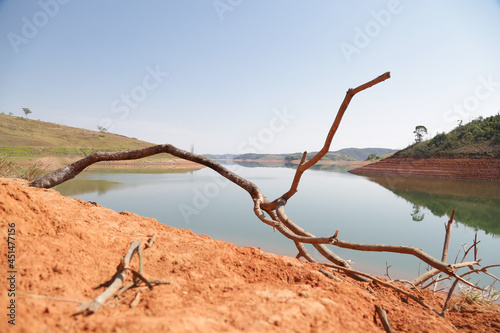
<box><xmin>349</xmin><ymin>156</ymin><xmax>500</xmax><ymax>181</ymax></box>
<box><xmin>1</xmin><ymin>178</ymin><xmax>499</xmax><ymax>332</ymax></box>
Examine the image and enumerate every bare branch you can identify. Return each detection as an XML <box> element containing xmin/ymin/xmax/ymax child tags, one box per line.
<box><xmin>375</xmin><ymin>305</ymin><xmax>394</xmax><ymax>333</ymax></box>
<box><xmin>253</xmin><ymin>199</ymin><xmax>334</xmax><ymax>244</ymax></box>
<box><xmin>412</xmin><ymin>261</ymin><xmax>480</xmax><ymax>287</ymax></box>
<box><xmin>441</xmin><ymin>209</ymin><xmax>455</xmax><ymax>263</ymax></box>
<box><xmin>461</xmin><ymin>236</ymin><xmax>481</xmax><ymax>264</ymax></box>
<box><xmin>441</xmin><ymin>263</ymin><xmax>500</xmax><ymax>315</ymax></box>
<box><xmin>294</xmin><ymin>241</ymin><xmax>317</xmax><ymax>262</ymax></box>
<box><xmin>441</xmin><ymin>278</ymin><xmax>460</xmax><ymax>316</ymax></box>
<box><xmin>458</xmin><ymin>264</ymin><xmax>500</xmax><ymax>283</ymax></box>
<box><xmin>79</xmin><ymin>240</ymin><xmax>142</xmax><ymax>314</ymax></box>
<box><xmin>76</xmin><ymin>237</ymin><xmax>167</xmax><ymax>315</ymax></box>
<box><xmin>262</xmin><ymin>72</ymin><xmax>391</xmax><ymax>210</ymax></box>
<box><xmin>30</xmin><ymin>145</ymin><xmax>265</xmax><ymax>203</ymax></box>
<box><xmin>274</xmin><ymin>198</ymin><xmax>350</xmax><ymax>267</ymax></box>
<box><xmin>331</xmin><ymin>238</ymin><xmax>453</xmax><ymax>275</ymax></box>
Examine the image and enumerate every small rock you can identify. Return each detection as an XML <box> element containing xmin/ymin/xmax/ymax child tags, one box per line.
<box><xmin>268</xmin><ymin>315</ymin><xmax>281</xmax><ymax>326</ymax></box>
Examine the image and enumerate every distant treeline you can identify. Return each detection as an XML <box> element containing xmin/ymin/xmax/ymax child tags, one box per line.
<box><xmin>206</xmin><ymin>148</ymin><xmax>396</xmax><ymax>162</ymax></box>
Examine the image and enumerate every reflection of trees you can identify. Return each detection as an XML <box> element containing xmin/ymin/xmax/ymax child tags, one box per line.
<box><xmin>363</xmin><ymin>175</ymin><xmax>500</xmax><ymax>236</ymax></box>
<box><xmin>411</xmin><ymin>204</ymin><xmax>425</xmax><ymax>222</ymax></box>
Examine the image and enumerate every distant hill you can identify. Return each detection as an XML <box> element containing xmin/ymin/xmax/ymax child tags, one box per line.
<box><xmin>335</xmin><ymin>148</ymin><xmax>396</xmax><ymax>161</ymax></box>
<box><xmin>203</xmin><ymin>154</ymin><xmax>237</xmax><ymax>160</ymax></box>
<box><xmin>0</xmin><ymin>114</ymin><xmax>157</xmax><ymax>160</ymax></box>
<box><xmin>222</xmin><ymin>148</ymin><xmax>397</xmax><ymax>162</ymax></box>
<box><xmin>395</xmin><ymin>114</ymin><xmax>500</xmax><ymax>157</ymax></box>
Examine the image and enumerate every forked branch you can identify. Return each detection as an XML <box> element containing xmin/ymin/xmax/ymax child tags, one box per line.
<box><xmin>261</xmin><ymin>72</ymin><xmax>391</xmax><ymax>209</ymax></box>
<box><xmin>77</xmin><ymin>234</ymin><xmax>168</xmax><ymax>315</ymax></box>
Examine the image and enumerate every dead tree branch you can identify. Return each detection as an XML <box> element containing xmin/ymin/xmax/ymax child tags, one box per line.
<box><xmin>375</xmin><ymin>305</ymin><xmax>394</xmax><ymax>333</ymax></box>
<box><xmin>412</xmin><ymin>230</ymin><xmax>484</xmax><ymax>289</ymax></box>
<box><xmin>261</xmin><ymin>72</ymin><xmax>391</xmax><ymax>210</ymax></box>
<box><xmin>78</xmin><ymin>240</ymin><xmax>142</xmax><ymax>314</ymax></box>
<box><xmin>30</xmin><ymin>72</ymin><xmax>481</xmax><ymax>296</ymax></box>
<box><xmin>441</xmin><ymin>209</ymin><xmax>455</xmax><ymax>263</ymax></box>
<box><xmin>413</xmin><ymin>261</ymin><xmax>480</xmax><ymax>288</ymax></box>
<box><xmin>77</xmin><ymin>234</ymin><xmax>167</xmax><ymax>315</ymax></box>
<box><xmin>441</xmin><ymin>264</ymin><xmax>500</xmax><ymax>316</ymax></box>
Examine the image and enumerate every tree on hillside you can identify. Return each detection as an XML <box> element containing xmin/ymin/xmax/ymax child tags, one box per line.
<box><xmin>365</xmin><ymin>153</ymin><xmax>381</xmax><ymax>161</ymax></box>
<box><xmin>22</xmin><ymin>107</ymin><xmax>32</xmax><ymax>118</ymax></box>
<box><xmin>413</xmin><ymin>125</ymin><xmax>427</xmax><ymax>143</ymax></box>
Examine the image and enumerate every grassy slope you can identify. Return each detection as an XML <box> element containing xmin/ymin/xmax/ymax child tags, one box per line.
<box><xmin>395</xmin><ymin>114</ymin><xmax>500</xmax><ymax>157</ymax></box>
<box><xmin>0</xmin><ymin>114</ymin><xmax>166</xmax><ymax>161</ymax></box>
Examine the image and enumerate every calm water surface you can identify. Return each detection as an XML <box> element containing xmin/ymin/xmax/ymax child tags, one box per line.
<box><xmin>55</xmin><ymin>165</ymin><xmax>500</xmax><ymax>288</ymax></box>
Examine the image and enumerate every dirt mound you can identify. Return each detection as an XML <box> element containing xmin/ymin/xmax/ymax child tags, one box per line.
<box><xmin>349</xmin><ymin>156</ymin><xmax>500</xmax><ymax>181</ymax></box>
<box><xmin>1</xmin><ymin>178</ymin><xmax>499</xmax><ymax>332</ymax></box>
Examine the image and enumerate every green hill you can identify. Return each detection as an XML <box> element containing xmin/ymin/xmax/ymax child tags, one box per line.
<box><xmin>0</xmin><ymin>113</ymin><xmax>157</xmax><ymax>161</ymax></box>
<box><xmin>395</xmin><ymin>114</ymin><xmax>500</xmax><ymax>157</ymax></box>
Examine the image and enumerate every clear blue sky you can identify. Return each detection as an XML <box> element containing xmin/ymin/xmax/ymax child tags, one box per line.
<box><xmin>1</xmin><ymin>0</ymin><xmax>500</xmax><ymax>154</ymax></box>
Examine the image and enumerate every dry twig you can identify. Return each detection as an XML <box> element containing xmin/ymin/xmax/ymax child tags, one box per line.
<box><xmin>375</xmin><ymin>305</ymin><xmax>394</xmax><ymax>333</ymax></box>
<box><xmin>76</xmin><ymin>234</ymin><xmax>167</xmax><ymax>315</ymax></box>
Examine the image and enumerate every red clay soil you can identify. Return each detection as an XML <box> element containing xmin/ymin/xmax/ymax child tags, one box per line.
<box><xmin>1</xmin><ymin>178</ymin><xmax>499</xmax><ymax>333</ymax></box>
<box><xmin>349</xmin><ymin>155</ymin><xmax>500</xmax><ymax>181</ymax></box>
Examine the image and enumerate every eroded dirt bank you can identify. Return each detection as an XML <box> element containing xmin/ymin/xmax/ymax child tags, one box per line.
<box><xmin>1</xmin><ymin>178</ymin><xmax>499</xmax><ymax>332</ymax></box>
<box><xmin>349</xmin><ymin>156</ymin><xmax>500</xmax><ymax>181</ymax></box>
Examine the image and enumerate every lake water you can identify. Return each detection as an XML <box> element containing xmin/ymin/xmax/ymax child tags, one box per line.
<box><xmin>55</xmin><ymin>163</ymin><xmax>500</xmax><ymax>289</ymax></box>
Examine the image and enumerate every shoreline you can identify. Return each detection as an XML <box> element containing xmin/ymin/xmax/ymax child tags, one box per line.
<box><xmin>1</xmin><ymin>177</ymin><xmax>498</xmax><ymax>332</ymax></box>
<box><xmin>349</xmin><ymin>155</ymin><xmax>500</xmax><ymax>181</ymax></box>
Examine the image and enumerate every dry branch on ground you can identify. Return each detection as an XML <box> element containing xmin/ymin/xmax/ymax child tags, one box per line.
<box><xmin>76</xmin><ymin>233</ymin><xmax>169</xmax><ymax>315</ymax></box>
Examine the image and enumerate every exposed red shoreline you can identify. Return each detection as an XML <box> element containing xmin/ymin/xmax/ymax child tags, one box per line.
<box><xmin>349</xmin><ymin>155</ymin><xmax>500</xmax><ymax>181</ymax></box>
<box><xmin>2</xmin><ymin>178</ymin><xmax>500</xmax><ymax>332</ymax></box>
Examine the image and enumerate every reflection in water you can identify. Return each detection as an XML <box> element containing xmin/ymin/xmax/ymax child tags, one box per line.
<box><xmin>411</xmin><ymin>204</ymin><xmax>425</xmax><ymax>222</ymax></box>
<box><xmin>55</xmin><ymin>168</ymin><xmax>197</xmax><ymax>196</ymax></box>
<box><xmin>55</xmin><ymin>179</ymin><xmax>122</xmax><ymax>196</ymax></box>
<box><xmin>363</xmin><ymin>175</ymin><xmax>500</xmax><ymax>236</ymax></box>
<box><xmin>52</xmin><ymin>167</ymin><xmax>500</xmax><ymax>287</ymax></box>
